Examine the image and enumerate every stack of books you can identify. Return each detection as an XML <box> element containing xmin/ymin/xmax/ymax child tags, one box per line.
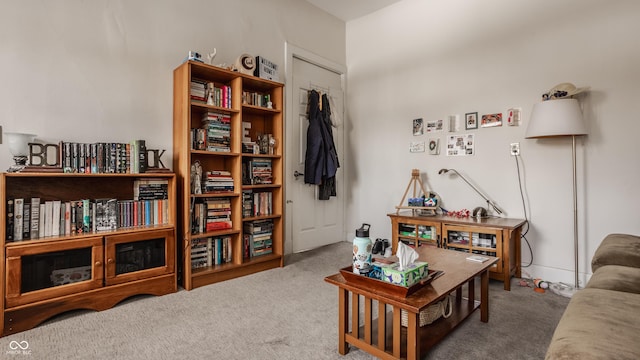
<box><xmin>190</xmin><ymin>79</ymin><xmax>207</xmax><ymax>103</ymax></box>
<box><xmin>204</xmin><ymin>170</ymin><xmax>234</xmax><ymax>193</ymax></box>
<box><xmin>191</xmin><ymin>197</ymin><xmax>232</xmax><ymax>234</ymax></box>
<box><xmin>202</xmin><ymin>111</ymin><xmax>231</xmax><ymax>152</ymax></box>
<box><xmin>243</xmin><ymin>219</ymin><xmax>273</xmax><ymax>258</ymax></box>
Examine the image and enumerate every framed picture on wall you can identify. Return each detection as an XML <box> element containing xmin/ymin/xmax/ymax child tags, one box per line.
<box><xmin>465</xmin><ymin>112</ymin><xmax>478</xmax><ymax>130</ymax></box>
<box><xmin>413</xmin><ymin>118</ymin><xmax>424</xmax><ymax>135</ymax></box>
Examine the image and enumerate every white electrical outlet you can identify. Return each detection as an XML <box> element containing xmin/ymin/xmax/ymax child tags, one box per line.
<box><xmin>510</xmin><ymin>142</ymin><xmax>520</xmax><ymax>156</ymax></box>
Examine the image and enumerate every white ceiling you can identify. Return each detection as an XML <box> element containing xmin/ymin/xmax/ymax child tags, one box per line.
<box><xmin>304</xmin><ymin>0</ymin><xmax>402</xmax><ymax>21</ymax></box>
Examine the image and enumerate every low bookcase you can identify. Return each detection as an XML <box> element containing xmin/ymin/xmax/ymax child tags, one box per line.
<box><xmin>1</xmin><ymin>173</ymin><xmax>177</xmax><ymax>336</ymax></box>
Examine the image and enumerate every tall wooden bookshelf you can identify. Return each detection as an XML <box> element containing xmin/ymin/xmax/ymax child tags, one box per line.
<box><xmin>1</xmin><ymin>173</ymin><xmax>177</xmax><ymax>336</ymax></box>
<box><xmin>173</xmin><ymin>61</ymin><xmax>284</xmax><ymax>290</ymax></box>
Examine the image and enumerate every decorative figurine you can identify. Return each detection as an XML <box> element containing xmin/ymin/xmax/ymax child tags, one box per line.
<box><xmin>191</xmin><ymin>161</ymin><xmax>202</xmax><ymax>194</ymax></box>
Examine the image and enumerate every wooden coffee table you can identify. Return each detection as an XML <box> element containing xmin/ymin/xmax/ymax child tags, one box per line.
<box><xmin>324</xmin><ymin>247</ymin><xmax>499</xmax><ymax>360</ymax></box>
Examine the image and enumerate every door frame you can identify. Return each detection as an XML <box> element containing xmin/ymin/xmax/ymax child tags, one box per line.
<box><xmin>284</xmin><ymin>42</ymin><xmax>348</xmax><ymax>255</ymax></box>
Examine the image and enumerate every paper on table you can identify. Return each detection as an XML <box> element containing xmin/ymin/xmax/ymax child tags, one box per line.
<box><xmin>396</xmin><ymin>241</ymin><xmax>419</xmax><ymax>271</ymax></box>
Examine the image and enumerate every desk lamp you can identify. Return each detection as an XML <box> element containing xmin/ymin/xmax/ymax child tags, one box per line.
<box><xmin>438</xmin><ymin>168</ymin><xmax>503</xmax><ymax>217</ymax></box>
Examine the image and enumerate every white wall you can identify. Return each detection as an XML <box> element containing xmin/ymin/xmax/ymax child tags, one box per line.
<box><xmin>346</xmin><ymin>0</ymin><xmax>640</xmax><ymax>285</ymax></box>
<box><xmin>0</xmin><ymin>0</ymin><xmax>344</xmax><ymax>167</ymax></box>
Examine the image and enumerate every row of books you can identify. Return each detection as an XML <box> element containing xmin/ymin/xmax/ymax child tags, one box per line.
<box><xmin>242</xmin><ymin>91</ymin><xmax>272</xmax><ymax>108</ymax></box>
<box><xmin>242</xmin><ymin>158</ymin><xmax>273</xmax><ymax>185</ymax></box>
<box><xmin>191</xmin><ymin>236</ymin><xmax>232</xmax><ymax>269</ymax></box>
<box><xmin>243</xmin><ymin>219</ymin><xmax>274</xmax><ymax>258</ymax></box>
<box><xmin>61</xmin><ymin>140</ymin><xmax>147</xmax><ymax>174</ymax></box>
<box><xmin>191</xmin><ymin>79</ymin><xmax>232</xmax><ymax>108</ymax></box>
<box><xmin>242</xmin><ymin>190</ymin><xmax>273</xmax><ymax>217</ymax></box>
<box><xmin>191</xmin><ymin>197</ymin><xmax>232</xmax><ymax>234</ymax></box>
<box><xmin>447</xmin><ymin>231</ymin><xmax>496</xmax><ymax>248</ymax></box>
<box><xmin>399</xmin><ymin>224</ymin><xmax>436</xmax><ymax>239</ymax></box>
<box><xmin>6</xmin><ymin>197</ymin><xmax>169</xmax><ymax>242</ymax></box>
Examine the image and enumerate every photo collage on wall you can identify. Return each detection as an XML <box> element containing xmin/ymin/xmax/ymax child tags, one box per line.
<box><xmin>409</xmin><ymin>108</ymin><xmax>520</xmax><ymax>156</ymax></box>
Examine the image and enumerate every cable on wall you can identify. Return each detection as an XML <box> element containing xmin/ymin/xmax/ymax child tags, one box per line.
<box><xmin>514</xmin><ymin>154</ymin><xmax>533</xmax><ymax>267</ymax></box>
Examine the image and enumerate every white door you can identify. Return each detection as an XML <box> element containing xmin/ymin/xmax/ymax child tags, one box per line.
<box><xmin>286</xmin><ymin>50</ymin><xmax>345</xmax><ymax>253</ymax></box>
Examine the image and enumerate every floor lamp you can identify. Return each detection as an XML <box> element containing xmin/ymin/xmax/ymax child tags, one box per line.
<box><xmin>525</xmin><ymin>98</ymin><xmax>587</xmax><ymax>296</ymax></box>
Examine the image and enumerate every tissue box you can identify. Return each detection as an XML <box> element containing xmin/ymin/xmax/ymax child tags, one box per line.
<box><xmin>382</xmin><ymin>261</ymin><xmax>429</xmax><ymax>287</ymax></box>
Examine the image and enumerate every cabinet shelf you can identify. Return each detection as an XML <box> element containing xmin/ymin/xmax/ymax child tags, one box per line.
<box><xmin>191</xmin><ymin>150</ymin><xmax>240</xmax><ymax>156</ymax></box>
<box><xmin>242</xmin><ymin>214</ymin><xmax>281</xmax><ymax>222</ymax></box>
<box><xmin>190</xmin><ymin>229</ymin><xmax>240</xmax><ymax>240</ymax></box>
<box><xmin>191</xmin><ymin>102</ymin><xmax>239</xmax><ymax>113</ymax></box>
<box><xmin>191</xmin><ymin>192</ymin><xmax>240</xmax><ymax>199</ymax></box>
<box><xmin>242</xmin><ymin>104</ymin><xmax>281</xmax><ymax>115</ymax></box>
<box><xmin>5</xmin><ymin>224</ymin><xmax>175</xmax><ymax>248</ymax></box>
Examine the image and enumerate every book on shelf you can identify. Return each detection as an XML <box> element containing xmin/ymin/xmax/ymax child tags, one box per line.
<box><xmin>29</xmin><ymin>198</ymin><xmax>40</xmax><ymax>240</ymax></box>
<box><xmin>22</xmin><ymin>203</ymin><xmax>31</xmax><ymax>240</ymax></box>
<box><xmin>6</xmin><ymin>199</ymin><xmax>14</xmax><ymax>241</ymax></box>
<box><xmin>51</xmin><ymin>200</ymin><xmax>62</xmax><ymax>237</ymax></box>
<box><xmin>14</xmin><ymin>198</ymin><xmax>24</xmax><ymax>241</ymax></box>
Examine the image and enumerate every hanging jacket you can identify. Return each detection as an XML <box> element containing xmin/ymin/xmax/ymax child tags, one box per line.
<box><xmin>304</xmin><ymin>90</ymin><xmax>339</xmax><ymax>199</ymax></box>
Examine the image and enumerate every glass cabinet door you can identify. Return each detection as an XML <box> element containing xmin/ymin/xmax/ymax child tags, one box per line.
<box><xmin>443</xmin><ymin>224</ymin><xmax>503</xmax><ymax>273</ymax></box>
<box><xmin>5</xmin><ymin>237</ymin><xmax>104</xmax><ymax>308</ymax></box>
<box><xmin>104</xmin><ymin>228</ymin><xmax>175</xmax><ymax>286</ymax></box>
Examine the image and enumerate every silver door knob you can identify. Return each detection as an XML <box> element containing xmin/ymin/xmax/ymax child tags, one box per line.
<box><xmin>294</xmin><ymin>171</ymin><xmax>304</xmax><ymax>179</ymax></box>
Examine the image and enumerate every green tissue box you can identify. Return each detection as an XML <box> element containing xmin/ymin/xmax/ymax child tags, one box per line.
<box><xmin>382</xmin><ymin>261</ymin><xmax>428</xmax><ymax>287</ymax></box>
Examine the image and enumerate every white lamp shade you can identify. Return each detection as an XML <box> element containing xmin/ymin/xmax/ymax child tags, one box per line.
<box><xmin>5</xmin><ymin>132</ymin><xmax>37</xmax><ymax>156</ymax></box>
<box><xmin>525</xmin><ymin>99</ymin><xmax>587</xmax><ymax>138</ymax></box>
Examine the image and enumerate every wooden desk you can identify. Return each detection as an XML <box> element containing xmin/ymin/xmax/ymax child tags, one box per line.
<box><xmin>324</xmin><ymin>247</ymin><xmax>498</xmax><ymax>360</ymax></box>
<box><xmin>388</xmin><ymin>213</ymin><xmax>526</xmax><ymax>290</ymax></box>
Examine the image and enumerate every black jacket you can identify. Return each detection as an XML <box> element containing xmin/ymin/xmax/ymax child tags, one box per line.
<box><xmin>304</xmin><ymin>90</ymin><xmax>339</xmax><ymax>199</ymax></box>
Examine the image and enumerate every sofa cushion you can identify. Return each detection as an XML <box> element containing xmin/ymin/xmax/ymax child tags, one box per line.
<box><xmin>591</xmin><ymin>233</ymin><xmax>640</xmax><ymax>272</ymax></box>
<box><xmin>545</xmin><ymin>288</ymin><xmax>640</xmax><ymax>360</ymax></box>
<box><xmin>587</xmin><ymin>265</ymin><xmax>640</xmax><ymax>294</ymax></box>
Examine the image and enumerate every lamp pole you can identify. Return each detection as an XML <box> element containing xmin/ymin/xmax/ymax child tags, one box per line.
<box><xmin>572</xmin><ymin>135</ymin><xmax>579</xmax><ymax>290</ymax></box>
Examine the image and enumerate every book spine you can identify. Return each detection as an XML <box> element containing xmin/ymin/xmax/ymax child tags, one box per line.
<box><xmin>44</xmin><ymin>201</ymin><xmax>53</xmax><ymax>237</ymax></box>
<box><xmin>30</xmin><ymin>198</ymin><xmax>40</xmax><ymax>239</ymax></box>
<box><xmin>38</xmin><ymin>203</ymin><xmax>46</xmax><ymax>238</ymax></box>
<box><xmin>14</xmin><ymin>198</ymin><xmax>24</xmax><ymax>241</ymax></box>
<box><xmin>82</xmin><ymin>199</ymin><xmax>91</xmax><ymax>233</ymax></box>
<box><xmin>65</xmin><ymin>202</ymin><xmax>71</xmax><ymax>235</ymax></box>
<box><xmin>6</xmin><ymin>199</ymin><xmax>14</xmax><ymax>241</ymax></box>
<box><xmin>22</xmin><ymin>203</ymin><xmax>31</xmax><ymax>240</ymax></box>
<box><xmin>51</xmin><ymin>200</ymin><xmax>61</xmax><ymax>236</ymax></box>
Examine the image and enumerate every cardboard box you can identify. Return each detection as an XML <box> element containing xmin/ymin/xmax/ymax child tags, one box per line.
<box><xmin>382</xmin><ymin>261</ymin><xmax>429</xmax><ymax>287</ymax></box>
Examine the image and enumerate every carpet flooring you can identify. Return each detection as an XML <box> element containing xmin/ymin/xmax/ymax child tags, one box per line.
<box><xmin>0</xmin><ymin>241</ymin><xmax>569</xmax><ymax>359</ymax></box>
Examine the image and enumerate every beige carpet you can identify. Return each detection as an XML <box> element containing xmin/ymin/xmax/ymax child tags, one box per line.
<box><xmin>0</xmin><ymin>241</ymin><xmax>569</xmax><ymax>359</ymax></box>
